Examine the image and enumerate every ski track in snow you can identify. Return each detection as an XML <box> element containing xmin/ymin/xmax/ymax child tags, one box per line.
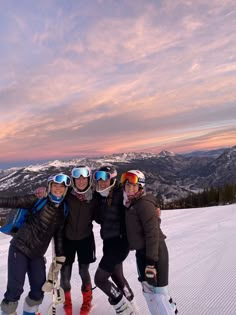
<box><xmin>0</xmin><ymin>204</ymin><xmax>236</xmax><ymax>314</ymax></box>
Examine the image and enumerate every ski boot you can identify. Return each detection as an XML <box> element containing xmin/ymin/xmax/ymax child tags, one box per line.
<box><xmin>109</xmin><ymin>294</ymin><xmax>134</xmax><ymax>315</ymax></box>
<box><xmin>0</xmin><ymin>299</ymin><xmax>18</xmax><ymax>315</ymax></box>
<box><xmin>22</xmin><ymin>296</ymin><xmax>41</xmax><ymax>315</ymax></box>
<box><xmin>63</xmin><ymin>291</ymin><xmax>72</xmax><ymax>315</ymax></box>
<box><xmin>142</xmin><ymin>282</ymin><xmax>178</xmax><ymax>315</ymax></box>
<box><xmin>122</xmin><ymin>285</ymin><xmax>140</xmax><ymax>314</ymax></box>
<box><xmin>80</xmin><ymin>284</ymin><xmax>92</xmax><ymax>315</ymax></box>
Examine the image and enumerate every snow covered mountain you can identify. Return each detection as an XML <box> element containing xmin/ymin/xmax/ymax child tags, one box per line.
<box><xmin>0</xmin><ymin>146</ymin><xmax>235</xmax><ymax>202</ymax></box>
<box><xmin>182</xmin><ymin>147</ymin><xmax>230</xmax><ymax>158</ymax></box>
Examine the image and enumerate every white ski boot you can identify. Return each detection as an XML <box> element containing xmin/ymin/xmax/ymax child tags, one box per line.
<box><xmin>110</xmin><ymin>294</ymin><xmax>135</xmax><ymax>315</ymax></box>
<box><xmin>142</xmin><ymin>282</ymin><xmax>178</xmax><ymax>315</ymax></box>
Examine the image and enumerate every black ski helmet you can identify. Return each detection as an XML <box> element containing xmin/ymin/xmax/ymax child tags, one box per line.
<box><xmin>94</xmin><ymin>165</ymin><xmax>117</xmax><ymax>193</ymax></box>
<box><xmin>98</xmin><ymin>165</ymin><xmax>117</xmax><ymax>178</ymax></box>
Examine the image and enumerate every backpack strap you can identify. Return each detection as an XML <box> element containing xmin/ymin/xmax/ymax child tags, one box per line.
<box><xmin>32</xmin><ymin>197</ymin><xmax>48</xmax><ymax>214</ymax></box>
<box><xmin>0</xmin><ymin>198</ymin><xmax>48</xmax><ymax>236</ymax></box>
<box><xmin>32</xmin><ymin>197</ymin><xmax>68</xmax><ymax>217</ymax></box>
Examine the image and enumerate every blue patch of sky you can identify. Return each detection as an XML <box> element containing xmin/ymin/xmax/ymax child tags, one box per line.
<box><xmin>0</xmin><ymin>159</ymin><xmax>50</xmax><ymax>170</ymax></box>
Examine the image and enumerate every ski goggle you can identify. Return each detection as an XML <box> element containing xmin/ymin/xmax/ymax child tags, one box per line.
<box><xmin>120</xmin><ymin>172</ymin><xmax>145</xmax><ymax>185</ymax></box>
<box><xmin>93</xmin><ymin>171</ymin><xmax>111</xmax><ymax>181</ymax></box>
<box><xmin>49</xmin><ymin>174</ymin><xmax>71</xmax><ymax>187</ymax></box>
<box><xmin>71</xmin><ymin>167</ymin><xmax>91</xmax><ymax>178</ymax></box>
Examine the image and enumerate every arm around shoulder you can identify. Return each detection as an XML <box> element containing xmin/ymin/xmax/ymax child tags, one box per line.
<box><xmin>0</xmin><ymin>194</ymin><xmax>38</xmax><ymax>209</ymax></box>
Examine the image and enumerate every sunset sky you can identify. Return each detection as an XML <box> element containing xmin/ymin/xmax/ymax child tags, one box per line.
<box><xmin>0</xmin><ymin>0</ymin><xmax>235</xmax><ymax>168</ymax></box>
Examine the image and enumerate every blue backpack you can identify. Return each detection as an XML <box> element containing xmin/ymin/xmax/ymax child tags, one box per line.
<box><xmin>0</xmin><ymin>198</ymin><xmax>68</xmax><ymax>236</ymax></box>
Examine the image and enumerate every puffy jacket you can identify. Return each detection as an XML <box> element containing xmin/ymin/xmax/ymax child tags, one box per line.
<box><xmin>64</xmin><ymin>189</ymin><xmax>96</xmax><ymax>240</ymax></box>
<box><xmin>125</xmin><ymin>193</ymin><xmax>166</xmax><ymax>264</ymax></box>
<box><xmin>0</xmin><ymin>194</ymin><xmax>66</xmax><ymax>258</ymax></box>
<box><xmin>94</xmin><ymin>185</ymin><xmax>126</xmax><ymax>241</ymax></box>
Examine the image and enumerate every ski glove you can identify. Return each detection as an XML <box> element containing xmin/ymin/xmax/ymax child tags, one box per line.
<box><xmin>42</xmin><ymin>256</ymin><xmax>66</xmax><ymax>292</ymax></box>
<box><xmin>145</xmin><ymin>265</ymin><xmax>157</xmax><ymax>286</ymax></box>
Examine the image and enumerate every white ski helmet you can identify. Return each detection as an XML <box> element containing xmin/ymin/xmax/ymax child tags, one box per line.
<box><xmin>47</xmin><ymin>173</ymin><xmax>71</xmax><ymax>202</ymax></box>
<box><xmin>71</xmin><ymin>165</ymin><xmax>92</xmax><ymax>194</ymax></box>
<box><xmin>121</xmin><ymin>170</ymin><xmax>145</xmax><ymax>188</ymax></box>
<box><xmin>47</xmin><ymin>173</ymin><xmax>71</xmax><ymax>187</ymax></box>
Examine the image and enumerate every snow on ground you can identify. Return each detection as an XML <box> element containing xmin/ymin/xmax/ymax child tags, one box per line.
<box><xmin>1</xmin><ymin>204</ymin><xmax>236</xmax><ymax>315</ymax></box>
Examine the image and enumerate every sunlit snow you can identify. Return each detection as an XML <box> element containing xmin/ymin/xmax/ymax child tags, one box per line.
<box><xmin>0</xmin><ymin>204</ymin><xmax>236</xmax><ymax>314</ymax></box>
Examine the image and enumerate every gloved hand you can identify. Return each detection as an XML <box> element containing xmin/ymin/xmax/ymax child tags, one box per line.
<box><xmin>42</xmin><ymin>256</ymin><xmax>66</xmax><ymax>292</ymax></box>
<box><xmin>145</xmin><ymin>265</ymin><xmax>157</xmax><ymax>286</ymax></box>
<box><xmin>34</xmin><ymin>186</ymin><xmax>47</xmax><ymax>198</ymax></box>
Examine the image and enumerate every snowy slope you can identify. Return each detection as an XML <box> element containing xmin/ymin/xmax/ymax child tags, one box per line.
<box><xmin>1</xmin><ymin>204</ymin><xmax>236</xmax><ymax>315</ymax></box>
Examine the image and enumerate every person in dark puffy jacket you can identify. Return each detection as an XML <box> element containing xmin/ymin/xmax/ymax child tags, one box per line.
<box><xmin>93</xmin><ymin>166</ymin><xmax>138</xmax><ymax>315</ymax></box>
<box><xmin>0</xmin><ymin>173</ymin><xmax>70</xmax><ymax>315</ymax></box>
<box><xmin>35</xmin><ymin>166</ymin><xmax>97</xmax><ymax>315</ymax></box>
<box><xmin>120</xmin><ymin>170</ymin><xmax>178</xmax><ymax>315</ymax></box>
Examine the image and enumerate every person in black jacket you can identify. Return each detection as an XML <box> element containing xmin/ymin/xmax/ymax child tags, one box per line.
<box><xmin>35</xmin><ymin>166</ymin><xmax>96</xmax><ymax>315</ymax></box>
<box><xmin>0</xmin><ymin>173</ymin><xmax>70</xmax><ymax>315</ymax></box>
<box><xmin>93</xmin><ymin>166</ymin><xmax>137</xmax><ymax>315</ymax></box>
<box><xmin>121</xmin><ymin>170</ymin><xmax>178</xmax><ymax>315</ymax></box>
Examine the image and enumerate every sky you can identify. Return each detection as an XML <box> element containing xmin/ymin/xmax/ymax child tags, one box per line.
<box><xmin>0</xmin><ymin>0</ymin><xmax>236</xmax><ymax>167</ymax></box>
<box><xmin>1</xmin><ymin>204</ymin><xmax>236</xmax><ymax>314</ymax></box>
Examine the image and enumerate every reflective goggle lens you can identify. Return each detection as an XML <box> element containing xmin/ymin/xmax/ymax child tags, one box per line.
<box><xmin>121</xmin><ymin>172</ymin><xmax>139</xmax><ymax>185</ymax></box>
<box><xmin>72</xmin><ymin>168</ymin><xmax>90</xmax><ymax>178</ymax></box>
<box><xmin>94</xmin><ymin>171</ymin><xmax>110</xmax><ymax>181</ymax></box>
<box><xmin>53</xmin><ymin>174</ymin><xmax>71</xmax><ymax>187</ymax></box>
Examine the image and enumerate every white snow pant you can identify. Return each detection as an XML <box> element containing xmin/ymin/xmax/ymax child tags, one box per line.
<box><xmin>142</xmin><ymin>282</ymin><xmax>177</xmax><ymax>315</ymax></box>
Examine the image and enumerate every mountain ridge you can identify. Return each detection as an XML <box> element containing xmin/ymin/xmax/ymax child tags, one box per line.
<box><xmin>0</xmin><ymin>146</ymin><xmax>235</xmax><ymax>202</ymax></box>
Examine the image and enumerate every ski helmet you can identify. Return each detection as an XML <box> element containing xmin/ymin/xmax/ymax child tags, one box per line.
<box><xmin>47</xmin><ymin>173</ymin><xmax>71</xmax><ymax>203</ymax></box>
<box><xmin>93</xmin><ymin>165</ymin><xmax>117</xmax><ymax>194</ymax></box>
<box><xmin>120</xmin><ymin>170</ymin><xmax>145</xmax><ymax>188</ymax></box>
<box><xmin>71</xmin><ymin>165</ymin><xmax>92</xmax><ymax>194</ymax></box>
<box><xmin>47</xmin><ymin>173</ymin><xmax>71</xmax><ymax>186</ymax></box>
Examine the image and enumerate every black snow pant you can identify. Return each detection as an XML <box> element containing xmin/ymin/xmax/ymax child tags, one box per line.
<box><xmin>94</xmin><ymin>237</ymin><xmax>133</xmax><ymax>302</ymax></box>
<box><xmin>136</xmin><ymin>240</ymin><xmax>169</xmax><ymax>287</ymax></box>
<box><xmin>4</xmin><ymin>244</ymin><xmax>46</xmax><ymax>302</ymax></box>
